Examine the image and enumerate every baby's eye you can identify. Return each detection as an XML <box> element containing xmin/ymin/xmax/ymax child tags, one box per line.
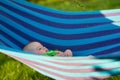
<box><xmin>38</xmin><ymin>48</ymin><xmax>41</xmax><ymax>50</ymax></box>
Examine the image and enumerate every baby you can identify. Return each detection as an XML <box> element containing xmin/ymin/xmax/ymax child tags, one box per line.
<box><xmin>23</xmin><ymin>42</ymin><xmax>72</xmax><ymax>56</ymax></box>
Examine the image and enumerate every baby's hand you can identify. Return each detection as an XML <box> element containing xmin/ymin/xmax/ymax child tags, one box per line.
<box><xmin>56</xmin><ymin>52</ymin><xmax>64</xmax><ymax>56</ymax></box>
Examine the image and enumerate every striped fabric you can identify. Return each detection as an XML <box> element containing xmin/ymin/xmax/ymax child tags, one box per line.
<box><xmin>0</xmin><ymin>0</ymin><xmax>120</xmax><ymax>79</ymax></box>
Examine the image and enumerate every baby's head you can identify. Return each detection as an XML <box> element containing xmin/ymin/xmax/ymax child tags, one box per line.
<box><xmin>23</xmin><ymin>42</ymin><xmax>48</xmax><ymax>54</ymax></box>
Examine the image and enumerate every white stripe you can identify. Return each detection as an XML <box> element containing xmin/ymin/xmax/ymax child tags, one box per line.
<box><xmin>112</xmin><ymin>21</ymin><xmax>120</xmax><ymax>26</ymax></box>
<box><xmin>0</xmin><ymin>49</ymin><xmax>116</xmax><ymax>63</ymax></box>
<box><xmin>29</xmin><ymin>62</ymin><xmax>120</xmax><ymax>77</ymax></box>
<box><xmin>11</xmin><ymin>56</ymin><xmax>64</xmax><ymax>80</ymax></box>
<box><xmin>101</xmin><ymin>9</ymin><xmax>120</xmax><ymax>14</ymax></box>
<box><xmin>0</xmin><ymin>49</ymin><xmax>120</xmax><ymax>70</ymax></box>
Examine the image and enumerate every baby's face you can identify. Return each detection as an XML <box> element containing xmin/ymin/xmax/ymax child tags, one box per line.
<box><xmin>36</xmin><ymin>43</ymin><xmax>48</xmax><ymax>54</ymax></box>
<box><xmin>24</xmin><ymin>42</ymin><xmax>48</xmax><ymax>54</ymax></box>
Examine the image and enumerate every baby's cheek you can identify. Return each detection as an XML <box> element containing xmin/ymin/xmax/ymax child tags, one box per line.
<box><xmin>31</xmin><ymin>49</ymin><xmax>40</xmax><ymax>54</ymax></box>
<box><xmin>33</xmin><ymin>50</ymin><xmax>39</xmax><ymax>54</ymax></box>
<box><xmin>37</xmin><ymin>50</ymin><xmax>45</xmax><ymax>54</ymax></box>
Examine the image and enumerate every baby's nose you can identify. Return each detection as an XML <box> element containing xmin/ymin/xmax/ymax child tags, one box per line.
<box><xmin>43</xmin><ymin>47</ymin><xmax>48</xmax><ymax>52</ymax></box>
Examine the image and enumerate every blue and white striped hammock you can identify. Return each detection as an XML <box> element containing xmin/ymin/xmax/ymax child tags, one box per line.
<box><xmin>0</xmin><ymin>0</ymin><xmax>120</xmax><ymax>80</ymax></box>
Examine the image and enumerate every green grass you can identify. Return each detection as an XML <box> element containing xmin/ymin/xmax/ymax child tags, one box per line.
<box><xmin>1</xmin><ymin>0</ymin><xmax>120</xmax><ymax>80</ymax></box>
<box><xmin>27</xmin><ymin>0</ymin><xmax>120</xmax><ymax>12</ymax></box>
<box><xmin>0</xmin><ymin>53</ymin><xmax>53</xmax><ymax>80</ymax></box>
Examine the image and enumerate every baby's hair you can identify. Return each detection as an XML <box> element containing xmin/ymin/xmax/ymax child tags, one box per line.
<box><xmin>23</xmin><ymin>42</ymin><xmax>40</xmax><ymax>52</ymax></box>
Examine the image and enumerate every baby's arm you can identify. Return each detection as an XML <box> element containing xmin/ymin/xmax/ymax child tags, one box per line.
<box><xmin>40</xmin><ymin>49</ymin><xmax>72</xmax><ymax>57</ymax></box>
<box><xmin>56</xmin><ymin>49</ymin><xmax>72</xmax><ymax>56</ymax></box>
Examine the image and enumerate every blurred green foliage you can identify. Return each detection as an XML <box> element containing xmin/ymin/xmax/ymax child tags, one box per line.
<box><xmin>0</xmin><ymin>53</ymin><xmax>53</xmax><ymax>80</ymax></box>
<box><xmin>27</xmin><ymin>0</ymin><xmax>120</xmax><ymax>11</ymax></box>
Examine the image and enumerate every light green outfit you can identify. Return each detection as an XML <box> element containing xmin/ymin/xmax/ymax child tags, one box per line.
<box><xmin>44</xmin><ymin>50</ymin><xmax>57</xmax><ymax>56</ymax></box>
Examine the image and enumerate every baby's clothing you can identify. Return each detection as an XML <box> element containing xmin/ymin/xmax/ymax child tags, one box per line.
<box><xmin>44</xmin><ymin>50</ymin><xmax>58</xmax><ymax>56</ymax></box>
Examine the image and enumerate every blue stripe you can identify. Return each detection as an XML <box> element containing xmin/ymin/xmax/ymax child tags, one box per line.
<box><xmin>0</xmin><ymin>39</ymin><xmax>11</xmax><ymax>47</ymax></box>
<box><xmin>1</xmin><ymin>15</ymin><xmax>120</xmax><ymax>47</ymax></box>
<box><xmin>1</xmin><ymin>21</ymin><xmax>120</xmax><ymax>56</ymax></box>
<box><xmin>0</xmin><ymin>41</ymin><xmax>5</xmax><ymax>46</ymax></box>
<box><xmin>0</xmin><ymin>35</ymin><xmax>21</xmax><ymax>49</ymax></box>
<box><xmin>0</xmin><ymin>16</ymin><xmax>120</xmax><ymax>54</ymax></box>
<box><xmin>6</xmin><ymin>1</ymin><xmax>120</xmax><ymax>24</ymax></box>
<box><xmin>0</xmin><ymin>22</ymin><xmax>120</xmax><ymax>55</ymax></box>
<box><xmin>11</xmin><ymin>0</ymin><xmax>120</xmax><ymax>19</ymax></box>
<box><xmin>0</xmin><ymin>24</ymin><xmax>29</xmax><ymax>44</ymax></box>
<box><xmin>74</xmin><ymin>43</ymin><xmax>120</xmax><ymax>56</ymax></box>
<box><xmin>72</xmin><ymin>38</ymin><xmax>120</xmax><ymax>51</ymax></box>
<box><xmin>1</xmin><ymin>2</ymin><xmax>119</xmax><ymax>26</ymax></box>
<box><xmin>1</xmin><ymin>6</ymin><xmax>120</xmax><ymax>35</ymax></box>
<box><xmin>96</xmin><ymin>51</ymin><xmax>120</xmax><ymax>58</ymax></box>
<box><xmin>0</xmin><ymin>29</ymin><xmax>24</xmax><ymax>49</ymax></box>
<box><xmin>93</xmin><ymin>46</ymin><xmax>120</xmax><ymax>56</ymax></box>
<box><xmin>0</xmin><ymin>0</ymin><xmax>120</xmax><ymax>57</ymax></box>
<box><xmin>1</xmin><ymin>11</ymin><xmax>120</xmax><ymax>40</ymax></box>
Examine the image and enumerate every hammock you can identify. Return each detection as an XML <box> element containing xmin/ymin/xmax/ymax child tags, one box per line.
<box><xmin>0</xmin><ymin>0</ymin><xmax>120</xmax><ymax>80</ymax></box>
